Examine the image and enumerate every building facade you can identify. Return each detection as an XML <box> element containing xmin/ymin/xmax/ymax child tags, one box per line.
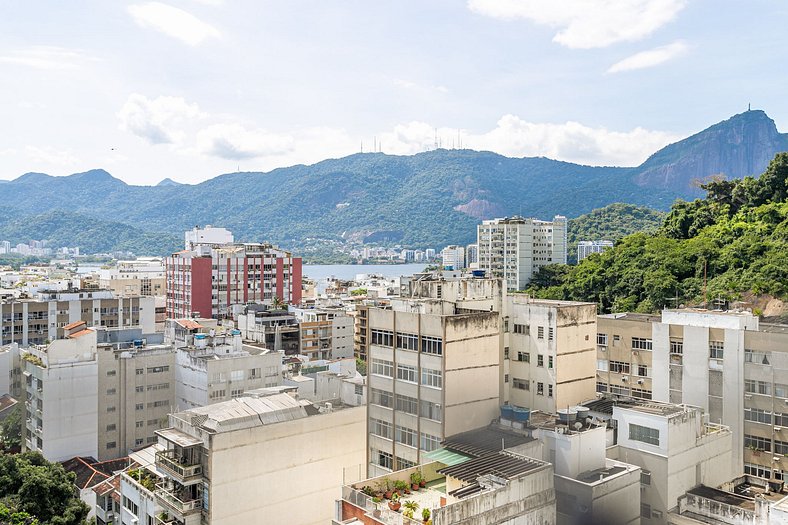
<box><xmin>440</xmin><ymin>245</ymin><xmax>466</xmax><ymax>270</ymax></box>
<box><xmin>576</xmin><ymin>240</ymin><xmax>614</xmax><ymax>262</ymax></box>
<box><xmin>477</xmin><ymin>215</ymin><xmax>568</xmax><ymax>291</ymax></box>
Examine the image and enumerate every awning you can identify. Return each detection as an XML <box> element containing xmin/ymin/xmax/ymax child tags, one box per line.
<box><xmin>424</xmin><ymin>448</ymin><xmax>471</xmax><ymax>467</ymax></box>
<box><xmin>155</xmin><ymin>428</ymin><xmax>203</xmax><ymax>448</ymax></box>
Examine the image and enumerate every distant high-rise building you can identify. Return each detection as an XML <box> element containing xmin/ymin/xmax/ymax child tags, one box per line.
<box><xmin>466</xmin><ymin>242</ymin><xmax>478</xmax><ymax>267</ymax></box>
<box><xmin>184</xmin><ymin>225</ymin><xmax>234</xmax><ymax>250</ymax></box>
<box><xmin>425</xmin><ymin>248</ymin><xmax>436</xmax><ymax>260</ymax></box>
<box><xmin>477</xmin><ymin>215</ymin><xmax>567</xmax><ymax>291</ymax></box>
<box><xmin>0</xmin><ymin>240</ymin><xmax>10</xmax><ymax>254</ymax></box>
<box><xmin>577</xmin><ymin>240</ymin><xmax>614</xmax><ymax>262</ymax></box>
<box><xmin>166</xmin><ymin>228</ymin><xmax>302</xmax><ymax>319</ymax></box>
<box><xmin>440</xmin><ymin>244</ymin><xmax>465</xmax><ymax>269</ymax></box>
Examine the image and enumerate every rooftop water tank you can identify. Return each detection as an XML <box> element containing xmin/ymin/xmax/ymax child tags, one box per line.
<box><xmin>500</xmin><ymin>404</ymin><xmax>514</xmax><ymax>421</ymax></box>
<box><xmin>512</xmin><ymin>406</ymin><xmax>531</xmax><ymax>423</ymax></box>
<box><xmin>557</xmin><ymin>408</ymin><xmax>577</xmax><ymax>424</ymax></box>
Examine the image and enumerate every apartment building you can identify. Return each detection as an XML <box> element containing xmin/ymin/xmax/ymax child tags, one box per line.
<box><xmin>576</xmin><ymin>240</ymin><xmax>614</xmax><ymax>262</ymax></box>
<box><xmin>153</xmin><ymin>390</ymin><xmax>365</xmax><ymax>525</ymax></box>
<box><xmin>170</xmin><ymin>322</ymin><xmax>281</xmax><ymax>410</ymax></box>
<box><xmin>504</xmin><ymin>295</ymin><xmax>597</xmax><ymax>414</ymax></box>
<box><xmin>235</xmin><ymin>305</ymin><xmax>300</xmax><ymax>354</ymax></box>
<box><xmin>1</xmin><ymin>291</ymin><xmax>155</xmax><ymax>346</ymax></box>
<box><xmin>96</xmin><ymin>338</ymin><xmax>177</xmax><ymax>461</ymax></box>
<box><xmin>599</xmin><ymin>400</ymin><xmax>734</xmax><ymax>524</ymax></box>
<box><xmin>291</xmin><ymin>306</ymin><xmax>354</xmax><ymax>360</ymax></box>
<box><xmin>22</xmin><ymin>323</ymin><xmax>99</xmax><ymax>461</ymax></box>
<box><xmin>477</xmin><ymin>215</ymin><xmax>568</xmax><ymax>291</ymax></box>
<box><xmin>440</xmin><ymin>245</ymin><xmax>466</xmax><ymax>270</ymax></box>
<box><xmin>165</xmin><ymin>231</ymin><xmax>302</xmax><ymax>319</ymax></box>
<box><xmin>596</xmin><ymin>309</ymin><xmax>788</xmax><ymax>482</ymax></box>
<box><xmin>465</xmin><ymin>243</ymin><xmax>478</xmax><ymax>268</ymax></box>
<box><xmin>98</xmin><ymin>258</ymin><xmax>166</xmax><ymax>296</ymax></box>
<box><xmin>365</xmin><ymin>293</ymin><xmax>500</xmax><ymax>477</ymax></box>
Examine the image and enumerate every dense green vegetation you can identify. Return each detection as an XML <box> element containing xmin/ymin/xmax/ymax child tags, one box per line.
<box><xmin>567</xmin><ymin>203</ymin><xmax>665</xmax><ymax>263</ymax></box>
<box><xmin>0</xmin><ymin>452</ymin><xmax>90</xmax><ymax>525</ymax></box>
<box><xmin>527</xmin><ymin>153</ymin><xmax>788</xmax><ymax>313</ymax></box>
<box><xmin>0</xmin><ymin>405</ymin><xmax>22</xmax><ymax>450</ymax></box>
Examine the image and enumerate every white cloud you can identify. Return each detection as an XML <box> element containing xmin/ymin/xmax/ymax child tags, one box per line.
<box><xmin>373</xmin><ymin>115</ymin><xmax>680</xmax><ymax>166</ymax></box>
<box><xmin>196</xmin><ymin>124</ymin><xmax>295</xmax><ymax>160</ymax></box>
<box><xmin>607</xmin><ymin>41</ymin><xmax>688</xmax><ymax>73</ymax></box>
<box><xmin>24</xmin><ymin>146</ymin><xmax>80</xmax><ymax>166</ymax></box>
<box><xmin>394</xmin><ymin>79</ymin><xmax>449</xmax><ymax>94</ymax></box>
<box><xmin>127</xmin><ymin>2</ymin><xmax>220</xmax><ymax>45</ymax></box>
<box><xmin>467</xmin><ymin>0</ymin><xmax>686</xmax><ymax>48</ymax></box>
<box><xmin>0</xmin><ymin>46</ymin><xmax>97</xmax><ymax>70</ymax></box>
<box><xmin>117</xmin><ymin>93</ymin><xmax>204</xmax><ymax>144</ymax></box>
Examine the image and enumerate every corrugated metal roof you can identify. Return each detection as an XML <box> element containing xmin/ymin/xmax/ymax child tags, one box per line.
<box><xmin>155</xmin><ymin>428</ymin><xmax>203</xmax><ymax>447</ymax></box>
<box><xmin>179</xmin><ymin>393</ymin><xmax>309</xmax><ymax>433</ymax></box>
<box><xmin>438</xmin><ymin>452</ymin><xmax>545</xmax><ymax>483</ymax></box>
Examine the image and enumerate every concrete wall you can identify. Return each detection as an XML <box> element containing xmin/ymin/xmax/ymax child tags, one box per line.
<box><xmin>207</xmin><ymin>405</ymin><xmax>366</xmax><ymax>525</ymax></box>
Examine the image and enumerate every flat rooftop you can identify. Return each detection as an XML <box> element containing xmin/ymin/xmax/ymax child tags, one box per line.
<box><xmin>584</xmin><ymin>397</ymin><xmax>688</xmax><ymax>417</ymax></box>
<box><xmin>442</xmin><ymin>425</ymin><xmax>535</xmax><ymax>458</ymax></box>
<box><xmin>688</xmin><ymin>485</ymin><xmax>755</xmax><ymax>511</ymax></box>
<box><xmin>438</xmin><ymin>451</ymin><xmax>546</xmax><ymax>484</ymax></box>
<box><xmin>509</xmin><ymin>294</ymin><xmax>596</xmax><ymax>308</ymax></box>
<box><xmin>598</xmin><ymin>312</ymin><xmax>660</xmax><ymax>323</ymax></box>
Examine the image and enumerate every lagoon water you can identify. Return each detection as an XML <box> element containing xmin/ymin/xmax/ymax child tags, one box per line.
<box><xmin>302</xmin><ymin>263</ymin><xmax>427</xmax><ymax>282</ymax></box>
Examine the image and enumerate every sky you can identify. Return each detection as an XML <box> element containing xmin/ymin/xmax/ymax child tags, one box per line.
<box><xmin>1</xmin><ymin>0</ymin><xmax>786</xmax><ymax>186</ymax></box>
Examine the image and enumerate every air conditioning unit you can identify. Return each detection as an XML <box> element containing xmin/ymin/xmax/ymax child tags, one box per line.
<box><xmin>776</xmin><ymin>427</ymin><xmax>782</xmax><ymax>432</ymax></box>
<box><xmin>600</xmin><ymin>347</ymin><xmax>606</xmax><ymax>352</ymax></box>
<box><xmin>637</xmin><ymin>379</ymin><xmax>644</xmax><ymax>385</ymax></box>
<box><xmin>774</xmin><ymin>457</ymin><xmax>782</xmax><ymax>463</ymax></box>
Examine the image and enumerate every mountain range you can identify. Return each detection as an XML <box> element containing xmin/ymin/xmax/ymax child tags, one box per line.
<box><xmin>1</xmin><ymin>110</ymin><xmax>785</xmax><ymax>258</ymax></box>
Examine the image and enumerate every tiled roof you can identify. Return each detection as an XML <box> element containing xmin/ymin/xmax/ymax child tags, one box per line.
<box><xmin>0</xmin><ymin>394</ymin><xmax>17</xmax><ymax>414</ymax></box>
<box><xmin>175</xmin><ymin>319</ymin><xmax>204</xmax><ymax>330</ymax></box>
<box><xmin>61</xmin><ymin>456</ymin><xmax>130</xmax><ymax>490</ymax></box>
<box><xmin>63</xmin><ymin>321</ymin><xmax>86</xmax><ymax>330</ymax></box>
<box><xmin>68</xmin><ymin>329</ymin><xmax>93</xmax><ymax>339</ymax></box>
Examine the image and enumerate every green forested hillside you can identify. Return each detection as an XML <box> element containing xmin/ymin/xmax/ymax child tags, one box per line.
<box><xmin>567</xmin><ymin>203</ymin><xmax>665</xmax><ymax>263</ymax></box>
<box><xmin>527</xmin><ymin>153</ymin><xmax>788</xmax><ymax>313</ymax></box>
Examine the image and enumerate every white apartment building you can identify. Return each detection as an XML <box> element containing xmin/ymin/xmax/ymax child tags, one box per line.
<box><xmin>465</xmin><ymin>243</ymin><xmax>479</xmax><ymax>268</ymax></box>
<box><xmin>184</xmin><ymin>225</ymin><xmax>234</xmax><ymax>250</ymax></box>
<box><xmin>440</xmin><ymin>245</ymin><xmax>466</xmax><ymax>270</ymax></box>
<box><xmin>577</xmin><ymin>240</ymin><xmax>614</xmax><ymax>262</ymax></box>
<box><xmin>366</xmin><ymin>293</ymin><xmax>501</xmax><ymax>476</ymax></box>
<box><xmin>22</xmin><ymin>323</ymin><xmax>99</xmax><ymax>461</ymax></box>
<box><xmin>596</xmin><ymin>309</ymin><xmax>788</xmax><ymax>481</ymax></box>
<box><xmin>98</xmin><ymin>258</ymin><xmax>166</xmax><ymax>296</ymax></box>
<box><xmin>504</xmin><ymin>295</ymin><xmax>597</xmax><ymax>414</ymax></box>
<box><xmin>477</xmin><ymin>215</ymin><xmax>568</xmax><ymax>291</ymax></box>
<box><xmin>235</xmin><ymin>305</ymin><xmax>301</xmax><ymax>354</ymax></box>
<box><xmin>1</xmin><ymin>292</ymin><xmax>155</xmax><ymax>347</ymax></box>
<box><xmin>171</xmin><ymin>324</ymin><xmax>281</xmax><ymax>410</ymax></box>
<box><xmin>153</xmin><ymin>390</ymin><xmax>366</xmax><ymax>525</ymax></box>
<box><xmin>290</xmin><ymin>306</ymin><xmax>354</xmax><ymax>359</ymax></box>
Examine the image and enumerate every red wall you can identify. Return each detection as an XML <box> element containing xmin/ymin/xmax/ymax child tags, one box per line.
<box><xmin>291</xmin><ymin>257</ymin><xmax>302</xmax><ymax>305</ymax></box>
<box><xmin>276</xmin><ymin>258</ymin><xmax>284</xmax><ymax>303</ymax></box>
<box><xmin>191</xmin><ymin>257</ymin><xmax>213</xmax><ymax>318</ymax></box>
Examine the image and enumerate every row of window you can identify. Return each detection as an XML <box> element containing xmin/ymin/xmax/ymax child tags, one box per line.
<box><xmin>370</xmin><ymin>360</ymin><xmax>443</xmax><ymax>388</ymax></box>
<box><xmin>597</xmin><ymin>360</ymin><xmax>649</xmax><ymax>377</ymax></box>
<box><xmin>369</xmin><ymin>389</ymin><xmax>442</xmax><ymax>421</ymax></box>
<box><xmin>371</xmin><ymin>330</ymin><xmax>444</xmax><ymax>355</ymax></box>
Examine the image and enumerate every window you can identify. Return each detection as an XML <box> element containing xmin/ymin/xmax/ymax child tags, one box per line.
<box><xmin>209</xmin><ymin>389</ymin><xmax>226</xmax><ymax>399</ymax></box>
<box><xmin>548</xmin><ymin>356</ymin><xmax>554</xmax><ymax>369</ymax></box>
<box><xmin>641</xmin><ymin>504</ymin><xmax>651</xmax><ymax>519</ymax></box>
<box><xmin>249</xmin><ymin>368</ymin><xmax>261</xmax><ymax>379</ymax></box>
<box><xmin>629</xmin><ymin>424</ymin><xmax>659</xmax><ymax>446</ymax></box>
<box><xmin>776</xmin><ymin>413</ymin><xmax>788</xmax><ymax>427</ymax></box>
<box><xmin>537</xmin><ymin>326</ymin><xmax>544</xmax><ymax>339</ymax></box>
<box><xmin>596</xmin><ymin>381</ymin><xmax>608</xmax><ymax>393</ymax></box>
<box><xmin>136</xmin><ymin>368</ymin><xmax>144</xmax><ymax>375</ymax></box>
<box><xmin>637</xmin><ymin>365</ymin><xmax>648</xmax><ymax>377</ymax></box>
<box><xmin>504</xmin><ymin>347</ymin><xmax>510</xmax><ymax>360</ymax></box>
<box><xmin>776</xmin><ymin>384</ymin><xmax>788</xmax><ymax>398</ymax></box>
<box><xmin>609</xmin><ymin>361</ymin><xmax>630</xmax><ymax>374</ymax></box>
<box><xmin>420</xmin><ymin>400</ymin><xmax>442</xmax><ymax>421</ymax></box>
<box><xmin>421</xmin><ymin>336</ymin><xmax>443</xmax><ymax>356</ymax></box>
<box><xmin>631</xmin><ymin>388</ymin><xmax>652</xmax><ymax>400</ymax></box>
<box><xmin>371</xmin><ymin>359</ymin><xmax>393</xmax><ymax>377</ymax></box>
<box><xmin>745</xmin><ymin>462</ymin><xmax>771</xmax><ymax>478</ymax></box>
<box><xmin>147</xmin><ymin>366</ymin><xmax>169</xmax><ymax>373</ymax></box>
<box><xmin>397</xmin><ymin>364</ymin><xmax>417</xmax><ymax>383</ymax></box>
<box><xmin>396</xmin><ymin>333</ymin><xmax>418</xmax><ymax>351</ymax></box>
<box><xmin>135</xmin><ymin>403</ymin><xmax>144</xmax><ymax>411</ymax></box>
<box><xmin>371</xmin><ymin>388</ymin><xmax>393</xmax><ymax>408</ymax></box>
<box><xmin>370</xmin><ymin>418</ymin><xmax>392</xmax><ymax>439</ymax></box>
<box><xmin>106</xmin><ymin>370</ymin><xmax>117</xmax><ymax>377</ymax></box>
<box><xmin>395</xmin><ymin>394</ymin><xmax>418</xmax><ymax>415</ymax></box>
<box><xmin>371</xmin><ymin>329</ymin><xmax>393</xmax><ymax>347</ymax></box>
<box><xmin>106</xmin><ymin>424</ymin><xmax>116</xmax><ymax>432</ymax></box>
<box><xmin>397</xmin><ymin>457</ymin><xmax>416</xmax><ymax>470</ymax></box>
<box><xmin>548</xmin><ymin>327</ymin><xmax>554</xmax><ymax>341</ymax></box>
<box><xmin>374</xmin><ymin>449</ymin><xmax>393</xmax><ymax>470</ymax></box>
<box><xmin>670</xmin><ymin>340</ymin><xmax>683</xmax><ymax>354</ymax></box>
<box><xmin>421</xmin><ymin>368</ymin><xmax>442</xmax><ymax>388</ymax></box>
<box><xmin>744</xmin><ymin>434</ymin><xmax>771</xmax><ymax>452</ymax></box>
<box><xmin>355</xmin><ymin>384</ymin><xmax>363</xmax><ymax>396</ymax></box>
<box><xmin>395</xmin><ymin>425</ymin><xmax>417</xmax><ymax>447</ymax></box>
<box><xmin>513</xmin><ymin>378</ymin><xmax>529</xmax><ymax>390</ymax></box>
<box><xmin>106</xmin><ymin>388</ymin><xmax>116</xmax><ymax>395</ymax></box>
<box><xmin>420</xmin><ymin>432</ymin><xmax>441</xmax><ymax>452</ymax></box>
<box><xmin>631</xmin><ymin>337</ymin><xmax>652</xmax><ymax>351</ymax></box>
<box><xmin>548</xmin><ymin>384</ymin><xmax>553</xmax><ymax>397</ymax></box>
<box><xmin>537</xmin><ymin>382</ymin><xmax>544</xmax><ymax>396</ymax></box>
<box><xmin>775</xmin><ymin>440</ymin><xmax>788</xmax><ymax>455</ymax></box>
<box><xmin>597</xmin><ymin>359</ymin><xmax>608</xmax><ymax>371</ymax></box>
<box><xmin>641</xmin><ymin>470</ymin><xmax>651</xmax><ymax>485</ymax></box>
<box><xmin>597</xmin><ymin>333</ymin><xmax>608</xmax><ymax>346</ymax></box>
<box><xmin>504</xmin><ymin>374</ymin><xmax>509</xmax><ymax>383</ymax></box>
<box><xmin>230</xmin><ymin>370</ymin><xmax>244</xmax><ymax>381</ymax></box>
<box><xmin>537</xmin><ymin>355</ymin><xmax>544</xmax><ymax>367</ymax></box>
<box><xmin>135</xmin><ymin>438</ymin><xmax>144</xmax><ymax>446</ymax></box>
<box><xmin>513</xmin><ymin>324</ymin><xmax>529</xmax><ymax>335</ymax></box>
<box><xmin>122</xmin><ymin>496</ymin><xmax>138</xmax><ymax>516</ymax></box>
<box><xmin>135</xmin><ymin>385</ymin><xmax>144</xmax><ymax>393</ymax></box>
<box><xmin>709</xmin><ymin>341</ymin><xmax>724</xmax><ymax>360</ymax></box>
<box><xmin>230</xmin><ymin>388</ymin><xmax>244</xmax><ymax>398</ymax></box>
<box><xmin>517</xmin><ymin>352</ymin><xmax>530</xmax><ymax>363</ymax></box>
<box><xmin>135</xmin><ymin>421</ymin><xmax>143</xmax><ymax>428</ymax></box>
<box><xmin>107</xmin><ymin>441</ymin><xmax>117</xmax><ymax>450</ymax></box>
<box><xmin>745</xmin><ymin>349</ymin><xmax>770</xmax><ymax>365</ymax></box>
<box><xmin>107</xmin><ymin>406</ymin><xmax>116</xmax><ymax>413</ymax></box>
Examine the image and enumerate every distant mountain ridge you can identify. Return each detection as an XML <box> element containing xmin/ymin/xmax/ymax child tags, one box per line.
<box><xmin>1</xmin><ymin>110</ymin><xmax>785</xmax><ymax>256</ymax></box>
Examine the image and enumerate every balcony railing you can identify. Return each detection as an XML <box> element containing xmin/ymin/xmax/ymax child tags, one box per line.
<box><xmin>156</xmin><ymin>450</ymin><xmax>203</xmax><ymax>482</ymax></box>
<box><xmin>155</xmin><ymin>484</ymin><xmax>202</xmax><ymax>515</ymax></box>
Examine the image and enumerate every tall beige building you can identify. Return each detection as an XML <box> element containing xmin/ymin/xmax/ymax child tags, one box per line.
<box><xmin>477</xmin><ymin>215</ymin><xmax>567</xmax><ymax>291</ymax></box>
<box><xmin>366</xmin><ymin>290</ymin><xmax>501</xmax><ymax>476</ymax></box>
<box><xmin>596</xmin><ymin>308</ymin><xmax>788</xmax><ymax>485</ymax></box>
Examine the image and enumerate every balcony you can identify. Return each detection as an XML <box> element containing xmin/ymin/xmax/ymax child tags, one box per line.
<box><xmin>155</xmin><ymin>483</ymin><xmax>202</xmax><ymax>517</ymax></box>
<box><xmin>156</xmin><ymin>449</ymin><xmax>203</xmax><ymax>484</ymax></box>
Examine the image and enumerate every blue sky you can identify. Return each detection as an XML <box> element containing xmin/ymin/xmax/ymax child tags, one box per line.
<box><xmin>1</xmin><ymin>0</ymin><xmax>786</xmax><ymax>185</ymax></box>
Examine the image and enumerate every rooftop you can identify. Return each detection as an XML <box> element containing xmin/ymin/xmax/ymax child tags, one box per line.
<box><xmin>687</xmin><ymin>485</ymin><xmax>755</xmax><ymax>511</ymax></box>
<box><xmin>438</xmin><ymin>451</ymin><xmax>545</xmax><ymax>484</ymax></box>
<box><xmin>442</xmin><ymin>425</ymin><xmax>534</xmax><ymax>458</ymax></box>
<box><xmin>584</xmin><ymin>397</ymin><xmax>690</xmax><ymax>417</ymax></box>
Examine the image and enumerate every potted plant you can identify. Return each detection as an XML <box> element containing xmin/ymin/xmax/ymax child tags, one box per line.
<box><xmin>372</xmin><ymin>497</ymin><xmax>382</xmax><ymax>518</ymax></box>
<box><xmin>422</xmin><ymin>508</ymin><xmax>431</xmax><ymax>522</ymax></box>
<box><xmin>404</xmin><ymin>509</ymin><xmax>414</xmax><ymax>519</ymax></box>
<box><xmin>410</xmin><ymin>471</ymin><xmax>422</xmax><ymax>491</ymax></box>
<box><xmin>383</xmin><ymin>478</ymin><xmax>394</xmax><ymax>499</ymax></box>
<box><xmin>394</xmin><ymin>479</ymin><xmax>408</xmax><ymax>495</ymax></box>
<box><xmin>388</xmin><ymin>492</ymin><xmax>401</xmax><ymax>512</ymax></box>
<box><xmin>404</xmin><ymin>500</ymin><xmax>419</xmax><ymax>513</ymax></box>
<box><xmin>361</xmin><ymin>485</ymin><xmax>375</xmax><ymax>497</ymax></box>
